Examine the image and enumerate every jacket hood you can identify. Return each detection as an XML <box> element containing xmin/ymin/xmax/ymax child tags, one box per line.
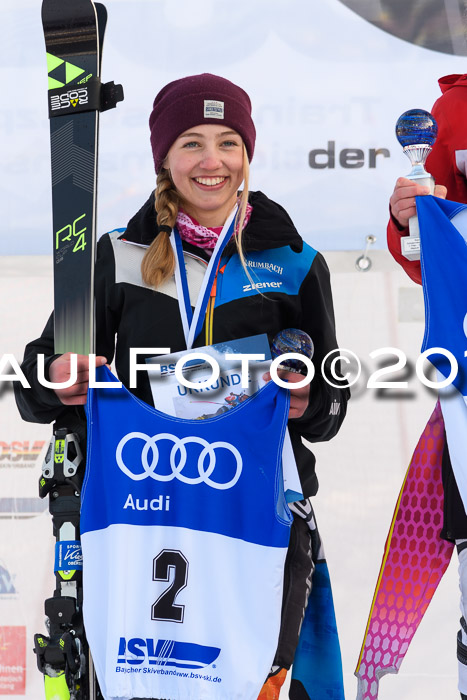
<box><xmin>438</xmin><ymin>73</ymin><xmax>467</xmax><ymax>94</ymax></box>
<box><xmin>122</xmin><ymin>190</ymin><xmax>303</xmax><ymax>253</ymax></box>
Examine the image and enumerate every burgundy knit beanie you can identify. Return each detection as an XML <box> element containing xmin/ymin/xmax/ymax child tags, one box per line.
<box><xmin>149</xmin><ymin>73</ymin><xmax>256</xmax><ymax>173</ymax></box>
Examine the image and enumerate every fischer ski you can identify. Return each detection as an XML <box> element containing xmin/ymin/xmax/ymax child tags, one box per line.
<box><xmin>36</xmin><ymin>1</ymin><xmax>123</xmax><ymax>698</ymax></box>
<box><xmin>43</xmin><ymin>0</ymin><xmax>122</xmax><ymax>354</ymax></box>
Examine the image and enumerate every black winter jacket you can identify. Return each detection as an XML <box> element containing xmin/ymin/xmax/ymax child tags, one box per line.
<box><xmin>15</xmin><ymin>191</ymin><xmax>349</xmax><ymax>497</ymax></box>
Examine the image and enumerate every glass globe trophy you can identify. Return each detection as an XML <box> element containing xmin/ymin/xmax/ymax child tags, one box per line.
<box><xmin>271</xmin><ymin>328</ymin><xmax>314</xmax><ymax>374</ymax></box>
<box><xmin>395</xmin><ymin>109</ymin><xmax>438</xmax><ymax>261</ymax></box>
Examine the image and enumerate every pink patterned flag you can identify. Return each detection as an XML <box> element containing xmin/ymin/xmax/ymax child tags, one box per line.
<box><xmin>355</xmin><ymin>402</ymin><xmax>454</xmax><ymax>700</ymax></box>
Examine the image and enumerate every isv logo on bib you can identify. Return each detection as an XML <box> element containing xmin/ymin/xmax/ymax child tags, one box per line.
<box><xmin>117</xmin><ymin>637</ymin><xmax>221</xmax><ymax>670</ymax></box>
<box><xmin>116</xmin><ymin>432</ymin><xmax>243</xmax><ymax>490</ymax></box>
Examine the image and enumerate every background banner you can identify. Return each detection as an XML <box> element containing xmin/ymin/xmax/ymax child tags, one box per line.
<box><xmin>2</xmin><ymin>0</ymin><xmax>467</xmax><ymax>254</ymax></box>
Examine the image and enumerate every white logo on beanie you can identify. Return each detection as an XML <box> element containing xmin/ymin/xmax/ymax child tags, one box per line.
<box><xmin>204</xmin><ymin>100</ymin><xmax>224</xmax><ymax>119</ymax></box>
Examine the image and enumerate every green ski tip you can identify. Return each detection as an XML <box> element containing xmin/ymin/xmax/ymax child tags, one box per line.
<box><xmin>46</xmin><ymin>52</ymin><xmax>64</xmax><ymax>74</ymax></box>
<box><xmin>44</xmin><ymin>671</ymin><xmax>70</xmax><ymax>700</ymax></box>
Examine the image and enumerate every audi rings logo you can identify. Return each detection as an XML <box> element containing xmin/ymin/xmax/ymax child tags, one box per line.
<box><xmin>116</xmin><ymin>432</ymin><xmax>243</xmax><ymax>490</ymax></box>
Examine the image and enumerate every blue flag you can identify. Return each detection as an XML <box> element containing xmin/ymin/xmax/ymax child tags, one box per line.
<box><xmin>417</xmin><ymin>195</ymin><xmax>467</xmax><ymax>397</ymax></box>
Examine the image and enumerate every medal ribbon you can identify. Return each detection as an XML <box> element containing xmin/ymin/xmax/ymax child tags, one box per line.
<box><xmin>170</xmin><ymin>205</ymin><xmax>238</xmax><ymax>349</ymax></box>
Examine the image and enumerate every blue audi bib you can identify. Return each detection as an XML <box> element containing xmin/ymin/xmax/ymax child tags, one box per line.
<box><xmin>81</xmin><ymin>365</ymin><xmax>292</xmax><ymax>700</ymax></box>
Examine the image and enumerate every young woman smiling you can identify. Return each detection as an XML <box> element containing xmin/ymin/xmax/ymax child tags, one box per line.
<box><xmin>15</xmin><ymin>73</ymin><xmax>349</xmax><ymax>700</ymax></box>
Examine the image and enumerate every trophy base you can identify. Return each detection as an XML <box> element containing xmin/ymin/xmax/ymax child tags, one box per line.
<box><xmin>401</xmin><ymin>228</ymin><xmax>420</xmax><ymax>261</ymax></box>
<box><xmin>401</xmin><ymin>178</ymin><xmax>433</xmax><ymax>261</ymax></box>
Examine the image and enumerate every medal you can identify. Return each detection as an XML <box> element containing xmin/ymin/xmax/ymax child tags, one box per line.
<box><xmin>170</xmin><ymin>205</ymin><xmax>238</xmax><ymax>349</ymax></box>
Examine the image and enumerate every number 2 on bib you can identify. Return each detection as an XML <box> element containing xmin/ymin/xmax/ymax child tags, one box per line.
<box><xmin>152</xmin><ymin>549</ymin><xmax>189</xmax><ymax>623</ymax></box>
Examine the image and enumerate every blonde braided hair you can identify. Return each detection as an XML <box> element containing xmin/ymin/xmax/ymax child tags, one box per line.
<box><xmin>141</xmin><ymin>169</ymin><xmax>179</xmax><ymax>289</ymax></box>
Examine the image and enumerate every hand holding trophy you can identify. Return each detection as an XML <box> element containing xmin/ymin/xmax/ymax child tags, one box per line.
<box><xmin>395</xmin><ymin>109</ymin><xmax>438</xmax><ymax>261</ymax></box>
